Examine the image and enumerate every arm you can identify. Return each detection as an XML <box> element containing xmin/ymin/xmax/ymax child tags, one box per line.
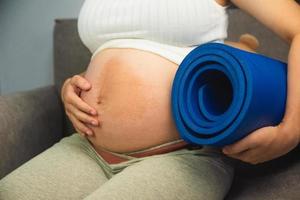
<box><xmin>223</xmin><ymin>0</ymin><xmax>300</xmax><ymax>164</ymax></box>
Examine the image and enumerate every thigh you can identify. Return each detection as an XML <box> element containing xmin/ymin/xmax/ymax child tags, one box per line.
<box><xmin>84</xmin><ymin>150</ymin><xmax>235</xmax><ymax>200</ymax></box>
<box><xmin>0</xmin><ymin>134</ymin><xmax>108</xmax><ymax>200</ymax></box>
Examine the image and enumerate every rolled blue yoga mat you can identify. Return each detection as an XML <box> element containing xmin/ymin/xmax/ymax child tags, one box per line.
<box><xmin>171</xmin><ymin>43</ymin><xmax>287</xmax><ymax>147</ymax></box>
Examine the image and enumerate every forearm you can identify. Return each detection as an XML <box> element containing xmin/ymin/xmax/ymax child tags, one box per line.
<box><xmin>282</xmin><ymin>34</ymin><xmax>300</xmax><ymax>139</ymax></box>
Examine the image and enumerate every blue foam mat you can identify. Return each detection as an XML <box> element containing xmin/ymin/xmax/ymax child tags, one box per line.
<box><xmin>171</xmin><ymin>43</ymin><xmax>287</xmax><ymax>147</ymax></box>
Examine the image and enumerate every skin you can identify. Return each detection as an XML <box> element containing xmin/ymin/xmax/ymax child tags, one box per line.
<box><xmin>62</xmin><ymin>0</ymin><xmax>300</xmax><ymax>163</ymax></box>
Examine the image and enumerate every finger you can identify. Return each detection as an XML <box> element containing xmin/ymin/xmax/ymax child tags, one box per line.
<box><xmin>69</xmin><ymin>119</ymin><xmax>86</xmax><ymax>137</ymax></box>
<box><xmin>70</xmin><ymin>75</ymin><xmax>91</xmax><ymax>91</ymax></box>
<box><xmin>226</xmin><ymin>149</ymin><xmax>262</xmax><ymax>165</ymax></box>
<box><xmin>68</xmin><ymin>104</ymin><xmax>99</xmax><ymax>126</ymax></box>
<box><xmin>69</xmin><ymin>114</ymin><xmax>94</xmax><ymax>136</ymax></box>
<box><xmin>74</xmin><ymin>126</ymin><xmax>86</xmax><ymax>137</ymax></box>
<box><xmin>67</xmin><ymin>92</ymin><xmax>98</xmax><ymax>115</ymax></box>
<box><xmin>65</xmin><ymin>111</ymin><xmax>85</xmax><ymax>136</ymax></box>
<box><xmin>61</xmin><ymin>78</ymin><xmax>72</xmax><ymax>102</ymax></box>
<box><xmin>222</xmin><ymin>132</ymin><xmax>260</xmax><ymax>155</ymax></box>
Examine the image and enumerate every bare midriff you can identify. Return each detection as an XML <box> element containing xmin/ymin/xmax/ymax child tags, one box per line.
<box><xmin>80</xmin><ymin>48</ymin><xmax>181</xmax><ymax>153</ymax></box>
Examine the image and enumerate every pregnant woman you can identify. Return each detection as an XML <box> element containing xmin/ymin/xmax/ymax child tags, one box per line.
<box><xmin>1</xmin><ymin>0</ymin><xmax>300</xmax><ymax>200</ymax></box>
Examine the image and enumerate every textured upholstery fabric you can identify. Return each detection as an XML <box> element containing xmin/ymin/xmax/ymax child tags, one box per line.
<box><xmin>226</xmin><ymin>146</ymin><xmax>300</xmax><ymax>200</ymax></box>
<box><xmin>54</xmin><ymin>19</ymin><xmax>91</xmax><ymax>93</ymax></box>
<box><xmin>0</xmin><ymin>86</ymin><xmax>64</xmax><ymax>178</ymax></box>
<box><xmin>54</xmin><ymin>19</ymin><xmax>91</xmax><ymax>135</ymax></box>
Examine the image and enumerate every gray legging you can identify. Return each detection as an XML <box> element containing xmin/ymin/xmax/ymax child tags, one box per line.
<box><xmin>0</xmin><ymin>134</ymin><xmax>235</xmax><ymax>200</ymax></box>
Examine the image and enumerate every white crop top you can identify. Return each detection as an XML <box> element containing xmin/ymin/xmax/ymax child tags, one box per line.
<box><xmin>78</xmin><ymin>0</ymin><xmax>229</xmax><ymax>55</ymax></box>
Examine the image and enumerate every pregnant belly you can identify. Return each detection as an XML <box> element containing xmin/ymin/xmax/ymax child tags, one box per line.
<box><xmin>80</xmin><ymin>48</ymin><xmax>181</xmax><ymax>153</ymax></box>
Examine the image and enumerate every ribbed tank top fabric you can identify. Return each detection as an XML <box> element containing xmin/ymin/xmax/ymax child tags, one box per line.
<box><xmin>78</xmin><ymin>0</ymin><xmax>229</xmax><ymax>54</ymax></box>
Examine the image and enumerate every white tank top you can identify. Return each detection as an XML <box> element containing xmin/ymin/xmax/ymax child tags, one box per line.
<box><xmin>78</xmin><ymin>0</ymin><xmax>229</xmax><ymax>54</ymax></box>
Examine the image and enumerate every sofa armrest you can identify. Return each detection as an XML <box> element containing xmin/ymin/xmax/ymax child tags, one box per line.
<box><xmin>0</xmin><ymin>86</ymin><xmax>64</xmax><ymax>179</ymax></box>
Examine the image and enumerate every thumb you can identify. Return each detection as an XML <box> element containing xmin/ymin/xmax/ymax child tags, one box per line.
<box><xmin>222</xmin><ymin>132</ymin><xmax>259</xmax><ymax>155</ymax></box>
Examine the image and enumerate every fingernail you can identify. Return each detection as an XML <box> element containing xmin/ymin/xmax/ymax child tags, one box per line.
<box><xmin>84</xmin><ymin>83</ymin><xmax>90</xmax><ymax>88</ymax></box>
<box><xmin>90</xmin><ymin>110</ymin><xmax>97</xmax><ymax>115</ymax></box>
<box><xmin>223</xmin><ymin>148</ymin><xmax>229</xmax><ymax>154</ymax></box>
<box><xmin>86</xmin><ymin>130</ymin><xmax>92</xmax><ymax>135</ymax></box>
<box><xmin>91</xmin><ymin>120</ymin><xmax>98</xmax><ymax>126</ymax></box>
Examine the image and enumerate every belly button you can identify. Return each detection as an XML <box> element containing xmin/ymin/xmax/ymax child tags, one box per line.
<box><xmin>97</xmin><ymin>95</ymin><xmax>104</xmax><ymax>105</ymax></box>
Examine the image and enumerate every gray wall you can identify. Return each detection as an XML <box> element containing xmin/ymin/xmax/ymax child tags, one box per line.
<box><xmin>0</xmin><ymin>0</ymin><xmax>84</xmax><ymax>95</ymax></box>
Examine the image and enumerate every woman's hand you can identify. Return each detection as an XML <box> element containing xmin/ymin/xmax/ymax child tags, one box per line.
<box><xmin>61</xmin><ymin>74</ymin><xmax>99</xmax><ymax>136</ymax></box>
<box><xmin>222</xmin><ymin>121</ymin><xmax>300</xmax><ymax>164</ymax></box>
